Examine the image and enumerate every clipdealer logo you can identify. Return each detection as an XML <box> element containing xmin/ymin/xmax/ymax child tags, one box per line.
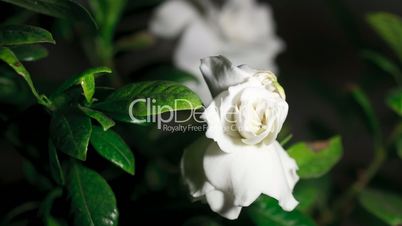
<box><xmin>128</xmin><ymin>98</ymin><xmax>207</xmax><ymax>132</ymax></box>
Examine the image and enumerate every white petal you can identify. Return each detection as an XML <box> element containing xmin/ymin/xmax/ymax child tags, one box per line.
<box><xmin>262</xmin><ymin>142</ymin><xmax>299</xmax><ymax>211</ymax></box>
<box><xmin>174</xmin><ymin>19</ymin><xmax>222</xmax><ymax>104</ymax></box>
<box><xmin>237</xmin><ymin>64</ymin><xmax>259</xmax><ymax>74</ymax></box>
<box><xmin>202</xmin><ymin>91</ymin><xmax>245</xmax><ymax>153</ymax></box>
<box><xmin>272</xmin><ymin>141</ymin><xmax>299</xmax><ymax>190</ymax></box>
<box><xmin>203</xmin><ymin>141</ymin><xmax>299</xmax><ymax>211</ymax></box>
<box><xmin>199</xmin><ymin>56</ymin><xmax>251</xmax><ymax>97</ymax></box>
<box><xmin>181</xmin><ymin>136</ymin><xmax>214</xmax><ymax>197</ymax></box>
<box><xmin>205</xmin><ymin>189</ymin><xmax>242</xmax><ymax>220</ymax></box>
<box><xmin>234</xmin><ymin>87</ymin><xmax>288</xmax><ymax>145</ymax></box>
<box><xmin>203</xmin><ymin>142</ymin><xmax>262</xmax><ymax>207</ymax></box>
<box><xmin>150</xmin><ymin>0</ymin><xmax>199</xmax><ymax>39</ymax></box>
<box><xmin>202</xmin><ymin>76</ymin><xmax>282</xmax><ymax>153</ymax></box>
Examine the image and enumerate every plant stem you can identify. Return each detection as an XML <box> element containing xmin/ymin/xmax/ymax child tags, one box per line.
<box><xmin>318</xmin><ymin>147</ymin><xmax>386</xmax><ymax>225</ymax></box>
<box><xmin>0</xmin><ymin>202</ymin><xmax>40</xmax><ymax>225</ymax></box>
<box><xmin>96</xmin><ymin>37</ymin><xmax>123</xmax><ymax>88</ymax></box>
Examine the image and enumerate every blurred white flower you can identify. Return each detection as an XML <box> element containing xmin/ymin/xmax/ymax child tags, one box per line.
<box><xmin>150</xmin><ymin>0</ymin><xmax>284</xmax><ymax>104</ymax></box>
<box><xmin>181</xmin><ymin>56</ymin><xmax>298</xmax><ymax>220</ymax></box>
<box><xmin>150</xmin><ymin>0</ymin><xmax>198</xmax><ymax>39</ymax></box>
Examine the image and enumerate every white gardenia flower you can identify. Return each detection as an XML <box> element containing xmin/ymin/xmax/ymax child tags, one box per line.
<box><xmin>150</xmin><ymin>0</ymin><xmax>284</xmax><ymax>104</ymax></box>
<box><xmin>181</xmin><ymin>56</ymin><xmax>299</xmax><ymax>220</ymax></box>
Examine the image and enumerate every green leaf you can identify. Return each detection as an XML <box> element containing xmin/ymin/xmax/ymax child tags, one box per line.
<box><xmin>1</xmin><ymin>0</ymin><xmax>97</xmax><ymax>31</ymax></box>
<box><xmin>367</xmin><ymin>12</ymin><xmax>402</xmax><ymax>63</ymax></box>
<box><xmin>88</xmin><ymin>0</ymin><xmax>126</xmax><ymax>63</ymax></box>
<box><xmin>79</xmin><ymin>105</ymin><xmax>115</xmax><ymax>131</ymax></box>
<box><xmin>10</xmin><ymin>44</ymin><xmax>48</xmax><ymax>62</ymax></box>
<box><xmin>351</xmin><ymin>86</ymin><xmax>382</xmax><ymax>146</ymax></box>
<box><xmin>48</xmin><ymin>140</ymin><xmax>65</xmax><ymax>185</ymax></box>
<box><xmin>45</xmin><ymin>217</ymin><xmax>65</xmax><ymax>226</ymax></box>
<box><xmin>396</xmin><ymin>124</ymin><xmax>402</xmax><ymax>159</ymax></box>
<box><xmin>115</xmin><ymin>32</ymin><xmax>155</xmax><ymax>53</ymax></box>
<box><xmin>67</xmin><ymin>162</ymin><xmax>118</xmax><ymax>226</ymax></box>
<box><xmin>287</xmin><ymin>136</ymin><xmax>343</xmax><ymax>179</ymax></box>
<box><xmin>0</xmin><ymin>47</ymin><xmax>31</xmax><ymax>83</ymax></box>
<box><xmin>52</xmin><ymin>67</ymin><xmax>111</xmax><ymax>97</ymax></box>
<box><xmin>50</xmin><ymin>86</ymin><xmax>112</xmax><ymax>112</ymax></box>
<box><xmin>39</xmin><ymin>188</ymin><xmax>63</xmax><ymax>223</ymax></box>
<box><xmin>50</xmin><ymin>110</ymin><xmax>92</xmax><ymax>161</ymax></box>
<box><xmin>93</xmin><ymin>81</ymin><xmax>203</xmax><ymax>123</ymax></box>
<box><xmin>51</xmin><ymin>87</ymin><xmax>83</xmax><ymax>111</ymax></box>
<box><xmin>294</xmin><ymin>177</ymin><xmax>330</xmax><ymax>213</ymax></box>
<box><xmin>0</xmin><ymin>65</ymin><xmax>31</xmax><ymax>105</ymax></box>
<box><xmin>359</xmin><ymin>188</ymin><xmax>402</xmax><ymax>226</ymax></box>
<box><xmin>0</xmin><ymin>46</ymin><xmax>46</xmax><ymax>105</ymax></box>
<box><xmin>247</xmin><ymin>196</ymin><xmax>316</xmax><ymax>226</ymax></box>
<box><xmin>362</xmin><ymin>50</ymin><xmax>402</xmax><ymax>84</ymax></box>
<box><xmin>81</xmin><ymin>72</ymin><xmax>95</xmax><ymax>103</ymax></box>
<box><xmin>2</xmin><ymin>10</ymin><xmax>34</xmax><ymax>25</ymax></box>
<box><xmin>386</xmin><ymin>89</ymin><xmax>402</xmax><ymax>116</ymax></box>
<box><xmin>90</xmin><ymin>126</ymin><xmax>134</xmax><ymax>175</ymax></box>
<box><xmin>0</xmin><ymin>25</ymin><xmax>55</xmax><ymax>45</ymax></box>
<box><xmin>88</xmin><ymin>0</ymin><xmax>126</xmax><ymax>42</ymax></box>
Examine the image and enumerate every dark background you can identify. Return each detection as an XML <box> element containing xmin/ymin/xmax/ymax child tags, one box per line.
<box><xmin>0</xmin><ymin>0</ymin><xmax>401</xmax><ymax>225</ymax></box>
